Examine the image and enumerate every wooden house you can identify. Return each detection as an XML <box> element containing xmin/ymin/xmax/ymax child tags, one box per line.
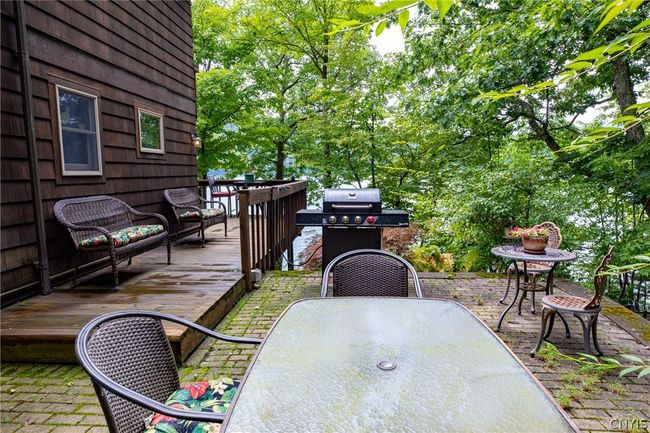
<box><xmin>1</xmin><ymin>0</ymin><xmax>199</xmax><ymax>305</ymax></box>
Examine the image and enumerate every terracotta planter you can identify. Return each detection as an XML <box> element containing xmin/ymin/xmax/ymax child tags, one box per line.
<box><xmin>522</xmin><ymin>234</ymin><xmax>549</xmax><ymax>255</ymax></box>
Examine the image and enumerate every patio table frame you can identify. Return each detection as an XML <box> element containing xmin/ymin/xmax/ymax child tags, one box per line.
<box><xmin>492</xmin><ymin>246</ymin><xmax>577</xmax><ymax>332</ymax></box>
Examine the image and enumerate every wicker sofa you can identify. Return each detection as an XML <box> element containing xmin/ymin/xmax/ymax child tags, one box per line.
<box><xmin>54</xmin><ymin>195</ymin><xmax>171</xmax><ymax>291</ymax></box>
<box><xmin>164</xmin><ymin>188</ymin><xmax>227</xmax><ymax>247</ymax></box>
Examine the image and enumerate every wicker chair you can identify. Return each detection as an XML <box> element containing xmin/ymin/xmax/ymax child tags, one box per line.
<box><xmin>207</xmin><ymin>175</ymin><xmax>239</xmax><ymax>217</ymax></box>
<box><xmin>54</xmin><ymin>196</ymin><xmax>171</xmax><ymax>291</ymax></box>
<box><xmin>321</xmin><ymin>249</ymin><xmax>423</xmax><ymax>298</ymax></box>
<box><xmin>75</xmin><ymin>310</ymin><xmax>262</xmax><ymax>433</ymax></box>
<box><xmin>531</xmin><ymin>247</ymin><xmax>614</xmax><ymax>357</ymax></box>
<box><xmin>501</xmin><ymin>221</ymin><xmax>563</xmax><ymax>305</ymax></box>
<box><xmin>164</xmin><ymin>188</ymin><xmax>227</xmax><ymax>247</ymax></box>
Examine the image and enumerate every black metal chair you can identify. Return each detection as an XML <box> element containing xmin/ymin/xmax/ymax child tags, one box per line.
<box><xmin>531</xmin><ymin>247</ymin><xmax>614</xmax><ymax>356</ymax></box>
<box><xmin>207</xmin><ymin>175</ymin><xmax>239</xmax><ymax>217</ymax></box>
<box><xmin>75</xmin><ymin>310</ymin><xmax>262</xmax><ymax>433</ymax></box>
<box><xmin>321</xmin><ymin>249</ymin><xmax>423</xmax><ymax>298</ymax></box>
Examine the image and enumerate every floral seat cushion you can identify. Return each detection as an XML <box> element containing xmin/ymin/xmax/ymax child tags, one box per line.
<box><xmin>179</xmin><ymin>208</ymin><xmax>225</xmax><ymax>220</ymax></box>
<box><xmin>79</xmin><ymin>225</ymin><xmax>164</xmax><ymax>249</ymax></box>
<box><xmin>144</xmin><ymin>377</ymin><xmax>239</xmax><ymax>433</ymax></box>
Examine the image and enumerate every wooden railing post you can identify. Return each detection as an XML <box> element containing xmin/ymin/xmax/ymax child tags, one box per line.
<box><xmin>235</xmin><ymin>180</ymin><xmax>307</xmax><ymax>288</ymax></box>
<box><xmin>268</xmin><ymin>198</ymin><xmax>277</xmax><ymax>270</ymax></box>
<box><xmin>238</xmin><ymin>190</ymin><xmax>252</xmax><ymax>290</ymax></box>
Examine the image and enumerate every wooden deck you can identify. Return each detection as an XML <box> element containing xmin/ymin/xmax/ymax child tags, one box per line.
<box><xmin>0</xmin><ymin>218</ymin><xmax>245</xmax><ymax>363</ymax></box>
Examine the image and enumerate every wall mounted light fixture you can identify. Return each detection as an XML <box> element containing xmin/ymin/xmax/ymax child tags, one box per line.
<box><xmin>191</xmin><ymin>133</ymin><xmax>202</xmax><ymax>149</ymax></box>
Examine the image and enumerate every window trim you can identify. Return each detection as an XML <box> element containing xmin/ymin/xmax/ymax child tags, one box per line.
<box><xmin>55</xmin><ymin>85</ymin><xmax>103</xmax><ymax>176</ymax></box>
<box><xmin>137</xmin><ymin>108</ymin><xmax>165</xmax><ymax>154</ymax></box>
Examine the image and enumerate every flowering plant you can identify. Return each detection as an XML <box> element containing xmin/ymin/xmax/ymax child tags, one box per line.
<box><xmin>507</xmin><ymin>226</ymin><xmax>549</xmax><ymax>238</ymax></box>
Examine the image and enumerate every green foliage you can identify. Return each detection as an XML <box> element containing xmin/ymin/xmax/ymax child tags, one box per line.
<box><xmin>539</xmin><ymin>342</ymin><xmax>650</xmax><ymax>379</ymax></box>
<box><xmin>193</xmin><ymin>0</ymin><xmax>649</xmax><ymax>298</ymax></box>
<box><xmin>409</xmin><ymin>244</ymin><xmax>455</xmax><ymax>272</ymax></box>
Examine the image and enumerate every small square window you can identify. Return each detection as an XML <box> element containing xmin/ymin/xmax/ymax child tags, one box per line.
<box><xmin>56</xmin><ymin>86</ymin><xmax>102</xmax><ymax>176</ymax></box>
<box><xmin>138</xmin><ymin>109</ymin><xmax>164</xmax><ymax>154</ymax></box>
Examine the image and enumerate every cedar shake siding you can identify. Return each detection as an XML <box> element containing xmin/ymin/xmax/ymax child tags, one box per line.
<box><xmin>1</xmin><ymin>0</ymin><xmax>198</xmax><ymax>304</ymax></box>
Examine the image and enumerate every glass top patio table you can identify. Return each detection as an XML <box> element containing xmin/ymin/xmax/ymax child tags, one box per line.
<box><xmin>221</xmin><ymin>298</ymin><xmax>578</xmax><ymax>433</ymax></box>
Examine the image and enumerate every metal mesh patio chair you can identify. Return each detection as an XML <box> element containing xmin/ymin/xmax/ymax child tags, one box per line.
<box><xmin>164</xmin><ymin>188</ymin><xmax>227</xmax><ymax>247</ymax></box>
<box><xmin>321</xmin><ymin>249</ymin><xmax>423</xmax><ymax>298</ymax></box>
<box><xmin>75</xmin><ymin>310</ymin><xmax>262</xmax><ymax>433</ymax></box>
<box><xmin>531</xmin><ymin>247</ymin><xmax>614</xmax><ymax>356</ymax></box>
<box><xmin>501</xmin><ymin>221</ymin><xmax>563</xmax><ymax>304</ymax></box>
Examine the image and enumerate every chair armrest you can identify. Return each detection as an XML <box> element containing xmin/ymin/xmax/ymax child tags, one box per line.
<box><xmin>128</xmin><ymin>210</ymin><xmax>170</xmax><ymax>232</ymax></box>
<box><xmin>198</xmin><ymin>198</ymin><xmax>227</xmax><ymax>213</ymax></box>
<box><xmin>171</xmin><ymin>204</ymin><xmax>203</xmax><ymax>215</ymax></box>
<box><xmin>93</xmin><ymin>310</ymin><xmax>263</xmax><ymax>344</ymax></box>
<box><xmin>76</xmin><ymin>310</ymin><xmax>262</xmax><ymax>423</ymax></box>
<box><xmin>80</xmin><ymin>372</ymin><xmax>227</xmax><ymax>423</ymax></box>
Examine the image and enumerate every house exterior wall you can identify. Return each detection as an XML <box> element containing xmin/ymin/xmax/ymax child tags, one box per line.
<box><xmin>1</xmin><ymin>0</ymin><xmax>198</xmax><ymax>304</ymax></box>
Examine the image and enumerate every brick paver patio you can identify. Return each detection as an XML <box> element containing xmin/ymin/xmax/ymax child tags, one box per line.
<box><xmin>1</xmin><ymin>272</ymin><xmax>649</xmax><ymax>432</ymax></box>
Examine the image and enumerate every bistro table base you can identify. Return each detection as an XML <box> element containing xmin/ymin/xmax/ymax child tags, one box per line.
<box><xmin>492</xmin><ymin>246</ymin><xmax>577</xmax><ymax>333</ymax></box>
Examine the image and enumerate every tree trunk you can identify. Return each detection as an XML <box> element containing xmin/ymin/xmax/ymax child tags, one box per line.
<box><xmin>275</xmin><ymin>109</ymin><xmax>286</xmax><ymax>180</ymax></box>
<box><xmin>370</xmin><ymin>113</ymin><xmax>376</xmax><ymax>188</ymax></box>
<box><xmin>612</xmin><ymin>58</ymin><xmax>649</xmax><ymax>217</ymax></box>
<box><xmin>612</xmin><ymin>58</ymin><xmax>645</xmax><ymax>143</ymax></box>
<box><xmin>322</xmin><ymin>34</ymin><xmax>332</xmax><ymax>188</ymax></box>
<box><xmin>275</xmin><ymin>140</ymin><xmax>285</xmax><ymax>180</ymax></box>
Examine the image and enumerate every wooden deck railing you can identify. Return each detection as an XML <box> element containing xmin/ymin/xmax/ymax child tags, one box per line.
<box><xmin>238</xmin><ymin>181</ymin><xmax>307</xmax><ymax>289</ymax></box>
<box><xmin>198</xmin><ymin>179</ymin><xmax>308</xmax><ymax>289</ymax></box>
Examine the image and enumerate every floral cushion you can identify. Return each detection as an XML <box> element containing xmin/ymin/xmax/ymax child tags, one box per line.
<box><xmin>144</xmin><ymin>377</ymin><xmax>239</xmax><ymax>433</ymax></box>
<box><xmin>179</xmin><ymin>208</ymin><xmax>225</xmax><ymax>220</ymax></box>
<box><xmin>78</xmin><ymin>225</ymin><xmax>164</xmax><ymax>249</ymax></box>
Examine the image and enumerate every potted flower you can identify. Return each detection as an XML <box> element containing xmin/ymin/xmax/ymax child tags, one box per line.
<box><xmin>504</xmin><ymin>227</ymin><xmax>523</xmax><ymax>245</ymax></box>
<box><xmin>520</xmin><ymin>226</ymin><xmax>550</xmax><ymax>254</ymax></box>
<box><xmin>503</xmin><ymin>226</ymin><xmax>550</xmax><ymax>253</ymax></box>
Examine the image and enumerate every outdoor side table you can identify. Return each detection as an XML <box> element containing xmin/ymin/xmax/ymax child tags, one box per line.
<box><xmin>492</xmin><ymin>246</ymin><xmax>577</xmax><ymax>332</ymax></box>
<box><xmin>221</xmin><ymin>298</ymin><xmax>578</xmax><ymax>433</ymax></box>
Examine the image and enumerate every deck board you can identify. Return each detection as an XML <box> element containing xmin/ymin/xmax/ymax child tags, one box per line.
<box><xmin>1</xmin><ymin>218</ymin><xmax>246</xmax><ymax>363</ymax></box>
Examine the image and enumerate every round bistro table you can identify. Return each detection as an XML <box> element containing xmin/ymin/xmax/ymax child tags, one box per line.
<box><xmin>492</xmin><ymin>245</ymin><xmax>576</xmax><ymax>332</ymax></box>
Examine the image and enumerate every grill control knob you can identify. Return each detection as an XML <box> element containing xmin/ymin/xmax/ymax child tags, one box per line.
<box><xmin>354</xmin><ymin>216</ymin><xmax>362</xmax><ymax>224</ymax></box>
<box><xmin>328</xmin><ymin>216</ymin><xmax>337</xmax><ymax>224</ymax></box>
<box><xmin>367</xmin><ymin>216</ymin><xmax>376</xmax><ymax>224</ymax></box>
<box><xmin>341</xmin><ymin>216</ymin><xmax>350</xmax><ymax>224</ymax></box>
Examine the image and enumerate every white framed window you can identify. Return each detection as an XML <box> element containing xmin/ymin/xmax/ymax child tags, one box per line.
<box><xmin>56</xmin><ymin>85</ymin><xmax>102</xmax><ymax>176</ymax></box>
<box><xmin>137</xmin><ymin>108</ymin><xmax>164</xmax><ymax>154</ymax></box>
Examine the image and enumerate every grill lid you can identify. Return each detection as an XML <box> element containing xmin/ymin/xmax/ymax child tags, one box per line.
<box><xmin>323</xmin><ymin>188</ymin><xmax>381</xmax><ymax>213</ymax></box>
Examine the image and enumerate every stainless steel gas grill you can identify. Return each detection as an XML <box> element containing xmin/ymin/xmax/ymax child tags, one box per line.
<box><xmin>296</xmin><ymin>188</ymin><xmax>409</xmax><ymax>268</ymax></box>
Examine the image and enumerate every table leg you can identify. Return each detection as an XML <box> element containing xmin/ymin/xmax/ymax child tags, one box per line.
<box><xmin>497</xmin><ymin>260</ymin><xmax>520</xmax><ymax>332</ymax></box>
<box><xmin>517</xmin><ymin>290</ymin><xmax>526</xmax><ymax>315</ymax></box>
<box><xmin>500</xmin><ymin>265</ymin><xmax>514</xmax><ymax>304</ymax></box>
<box><xmin>530</xmin><ymin>290</ymin><xmax>536</xmax><ymax>314</ymax></box>
<box><xmin>518</xmin><ymin>261</ymin><xmax>529</xmax><ymax>315</ymax></box>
